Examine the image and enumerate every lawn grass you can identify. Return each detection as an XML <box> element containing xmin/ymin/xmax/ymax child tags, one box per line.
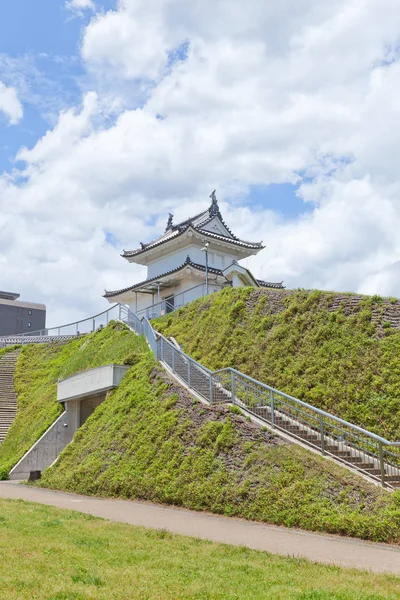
<box><xmin>0</xmin><ymin>322</ymin><xmax>147</xmax><ymax>478</ymax></box>
<box><xmin>154</xmin><ymin>287</ymin><xmax>400</xmax><ymax>440</ymax></box>
<box><xmin>1</xmin><ymin>498</ymin><xmax>400</xmax><ymax>600</ymax></box>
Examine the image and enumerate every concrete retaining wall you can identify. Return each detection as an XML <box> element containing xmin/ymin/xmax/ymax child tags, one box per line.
<box><xmin>9</xmin><ymin>364</ymin><xmax>130</xmax><ymax>481</ymax></box>
<box><xmin>9</xmin><ymin>412</ymin><xmax>73</xmax><ymax>480</ymax></box>
<box><xmin>58</xmin><ymin>364</ymin><xmax>129</xmax><ymax>402</ymax></box>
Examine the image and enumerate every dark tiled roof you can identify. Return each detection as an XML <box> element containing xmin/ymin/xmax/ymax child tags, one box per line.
<box><xmin>257</xmin><ymin>279</ymin><xmax>285</xmax><ymax>289</ymax></box>
<box><xmin>168</xmin><ymin>203</ymin><xmax>240</xmax><ymax>241</ymax></box>
<box><xmin>122</xmin><ymin>225</ymin><xmax>263</xmax><ymax>258</ymax></box>
<box><xmin>104</xmin><ymin>257</ymin><xmax>224</xmax><ymax>298</ymax></box>
<box><xmin>122</xmin><ymin>196</ymin><xmax>263</xmax><ymax>258</ymax></box>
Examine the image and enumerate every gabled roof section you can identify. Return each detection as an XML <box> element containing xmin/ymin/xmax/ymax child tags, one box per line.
<box><xmin>122</xmin><ymin>191</ymin><xmax>264</xmax><ymax>260</ymax></box>
<box><xmin>222</xmin><ymin>262</ymin><xmax>285</xmax><ymax>290</ymax></box>
<box><xmin>104</xmin><ymin>256</ymin><xmax>224</xmax><ymax>299</ymax></box>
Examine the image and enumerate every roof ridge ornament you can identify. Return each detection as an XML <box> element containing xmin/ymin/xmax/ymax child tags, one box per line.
<box><xmin>209</xmin><ymin>190</ymin><xmax>221</xmax><ymax>218</ymax></box>
<box><xmin>166</xmin><ymin>213</ymin><xmax>174</xmax><ymax>231</ymax></box>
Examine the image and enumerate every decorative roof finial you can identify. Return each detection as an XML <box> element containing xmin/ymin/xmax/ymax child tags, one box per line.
<box><xmin>209</xmin><ymin>190</ymin><xmax>220</xmax><ymax>217</ymax></box>
<box><xmin>166</xmin><ymin>213</ymin><xmax>174</xmax><ymax>231</ymax></box>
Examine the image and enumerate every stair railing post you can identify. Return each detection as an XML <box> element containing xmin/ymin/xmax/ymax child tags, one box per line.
<box><xmin>187</xmin><ymin>359</ymin><xmax>191</xmax><ymax>387</ymax></box>
<box><xmin>160</xmin><ymin>337</ymin><xmax>164</xmax><ymax>362</ymax></box>
<box><xmin>118</xmin><ymin>304</ymin><xmax>122</xmax><ymax>321</ymax></box>
<box><xmin>270</xmin><ymin>390</ymin><xmax>275</xmax><ymax>429</ymax></box>
<box><xmin>209</xmin><ymin>373</ymin><xmax>213</xmax><ymax>403</ymax></box>
<box><xmin>319</xmin><ymin>414</ymin><xmax>325</xmax><ymax>455</ymax></box>
<box><xmin>171</xmin><ymin>346</ymin><xmax>175</xmax><ymax>373</ymax></box>
<box><xmin>231</xmin><ymin>370</ymin><xmax>236</xmax><ymax>404</ymax></box>
<box><xmin>379</xmin><ymin>441</ymin><xmax>385</xmax><ymax>487</ymax></box>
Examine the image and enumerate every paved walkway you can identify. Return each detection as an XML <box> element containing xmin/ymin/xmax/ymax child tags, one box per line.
<box><xmin>1</xmin><ymin>481</ymin><xmax>399</xmax><ymax>575</ymax></box>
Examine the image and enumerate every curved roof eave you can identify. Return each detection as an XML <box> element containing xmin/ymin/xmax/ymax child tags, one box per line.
<box><xmin>122</xmin><ymin>225</ymin><xmax>264</xmax><ymax>260</ymax></box>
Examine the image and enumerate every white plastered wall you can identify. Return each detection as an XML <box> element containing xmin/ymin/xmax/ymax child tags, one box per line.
<box><xmin>147</xmin><ymin>245</ymin><xmax>239</xmax><ymax>279</ymax></box>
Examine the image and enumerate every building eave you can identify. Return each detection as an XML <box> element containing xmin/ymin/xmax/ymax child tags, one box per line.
<box><xmin>122</xmin><ymin>225</ymin><xmax>264</xmax><ymax>264</ymax></box>
<box><xmin>257</xmin><ymin>279</ymin><xmax>285</xmax><ymax>289</ymax></box>
<box><xmin>104</xmin><ymin>258</ymin><xmax>226</xmax><ymax>301</ymax></box>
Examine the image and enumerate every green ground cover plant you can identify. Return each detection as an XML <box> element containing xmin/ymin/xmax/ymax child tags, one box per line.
<box><xmin>1</xmin><ymin>499</ymin><xmax>400</xmax><ymax>600</ymax></box>
<box><xmin>0</xmin><ymin>322</ymin><xmax>146</xmax><ymax>478</ymax></box>
<box><xmin>41</xmin><ymin>352</ymin><xmax>400</xmax><ymax>544</ymax></box>
<box><xmin>0</xmin><ymin>344</ymin><xmax>21</xmax><ymax>359</ymax></box>
<box><xmin>154</xmin><ymin>288</ymin><xmax>400</xmax><ymax>439</ymax></box>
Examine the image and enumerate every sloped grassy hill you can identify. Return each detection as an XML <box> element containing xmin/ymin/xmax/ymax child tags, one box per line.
<box><xmin>41</xmin><ymin>350</ymin><xmax>400</xmax><ymax>544</ymax></box>
<box><xmin>154</xmin><ymin>287</ymin><xmax>400</xmax><ymax>440</ymax></box>
<box><xmin>0</xmin><ymin>322</ymin><xmax>145</xmax><ymax>478</ymax></box>
<box><xmin>3</xmin><ymin>314</ymin><xmax>400</xmax><ymax>543</ymax></box>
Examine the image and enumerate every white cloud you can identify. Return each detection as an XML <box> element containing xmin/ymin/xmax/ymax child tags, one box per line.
<box><xmin>66</xmin><ymin>0</ymin><xmax>94</xmax><ymax>12</ymax></box>
<box><xmin>82</xmin><ymin>0</ymin><xmax>173</xmax><ymax>80</ymax></box>
<box><xmin>4</xmin><ymin>0</ymin><xmax>400</xmax><ymax>324</ymax></box>
<box><xmin>0</xmin><ymin>81</ymin><xmax>23</xmax><ymax>124</ymax></box>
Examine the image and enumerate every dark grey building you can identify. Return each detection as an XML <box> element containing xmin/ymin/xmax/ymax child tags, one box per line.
<box><xmin>0</xmin><ymin>291</ymin><xmax>46</xmax><ymax>336</ymax></box>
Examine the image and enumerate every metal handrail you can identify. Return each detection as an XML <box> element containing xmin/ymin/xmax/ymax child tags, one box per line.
<box><xmin>0</xmin><ymin>304</ymin><xmax>121</xmax><ymax>347</ymax></box>
<box><xmin>135</xmin><ymin>281</ymin><xmax>224</xmax><ymax>318</ymax></box>
<box><xmin>134</xmin><ymin>315</ymin><xmax>399</xmax><ymax>448</ymax></box>
<box><xmin>212</xmin><ymin>367</ymin><xmax>393</xmax><ymax>445</ymax></box>
<box><xmin>0</xmin><ymin>304</ymin><xmax>120</xmax><ymax>339</ymax></box>
<box><xmin>120</xmin><ymin>305</ymin><xmax>400</xmax><ymax>487</ymax></box>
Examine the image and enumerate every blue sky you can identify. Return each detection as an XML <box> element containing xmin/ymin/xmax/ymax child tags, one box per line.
<box><xmin>0</xmin><ymin>1</ymin><xmax>115</xmax><ymax>173</ymax></box>
<box><xmin>2</xmin><ymin>0</ymin><xmax>400</xmax><ymax>322</ymax></box>
<box><xmin>246</xmin><ymin>184</ymin><xmax>313</xmax><ymax>220</ymax></box>
<box><xmin>0</xmin><ymin>0</ymin><xmax>84</xmax><ymax>171</ymax></box>
<box><xmin>0</xmin><ymin>0</ymin><xmax>307</xmax><ymax>223</ymax></box>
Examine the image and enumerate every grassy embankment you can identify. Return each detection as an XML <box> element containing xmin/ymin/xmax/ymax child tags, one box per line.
<box><xmin>154</xmin><ymin>287</ymin><xmax>400</xmax><ymax>440</ymax></box>
<box><xmin>0</xmin><ymin>322</ymin><xmax>146</xmax><ymax>479</ymax></box>
<box><xmin>2</xmin><ymin>315</ymin><xmax>400</xmax><ymax>543</ymax></box>
<box><xmin>41</xmin><ymin>342</ymin><xmax>400</xmax><ymax>544</ymax></box>
<box><xmin>1</xmin><ymin>498</ymin><xmax>400</xmax><ymax>600</ymax></box>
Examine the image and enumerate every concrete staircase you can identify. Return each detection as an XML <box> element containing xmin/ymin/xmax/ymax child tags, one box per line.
<box><xmin>157</xmin><ymin>335</ymin><xmax>400</xmax><ymax>488</ymax></box>
<box><xmin>251</xmin><ymin>406</ymin><xmax>398</xmax><ymax>485</ymax></box>
<box><xmin>161</xmin><ymin>340</ymin><xmax>232</xmax><ymax>403</ymax></box>
<box><xmin>0</xmin><ymin>350</ymin><xmax>20</xmax><ymax>443</ymax></box>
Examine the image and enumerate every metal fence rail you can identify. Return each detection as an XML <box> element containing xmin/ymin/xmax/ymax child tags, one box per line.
<box><xmin>0</xmin><ymin>304</ymin><xmax>121</xmax><ymax>347</ymax></box>
<box><xmin>135</xmin><ymin>282</ymin><xmax>224</xmax><ymax>320</ymax></box>
<box><xmin>121</xmin><ymin>306</ymin><xmax>400</xmax><ymax>489</ymax></box>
